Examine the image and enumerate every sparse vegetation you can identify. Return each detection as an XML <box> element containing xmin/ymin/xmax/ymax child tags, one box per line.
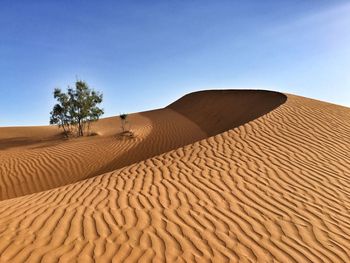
<box><xmin>119</xmin><ymin>113</ymin><xmax>128</xmax><ymax>132</ymax></box>
<box><xmin>50</xmin><ymin>80</ymin><xmax>104</xmax><ymax>137</ymax></box>
<box><xmin>118</xmin><ymin>113</ymin><xmax>134</xmax><ymax>138</ymax></box>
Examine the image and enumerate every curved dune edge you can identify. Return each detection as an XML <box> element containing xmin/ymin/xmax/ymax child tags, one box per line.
<box><xmin>0</xmin><ymin>90</ymin><xmax>285</xmax><ymax>200</ymax></box>
<box><xmin>1</xmin><ymin>91</ymin><xmax>350</xmax><ymax>262</ymax></box>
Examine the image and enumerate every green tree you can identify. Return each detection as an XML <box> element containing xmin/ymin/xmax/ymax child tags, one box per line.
<box><xmin>50</xmin><ymin>80</ymin><xmax>104</xmax><ymax>137</ymax></box>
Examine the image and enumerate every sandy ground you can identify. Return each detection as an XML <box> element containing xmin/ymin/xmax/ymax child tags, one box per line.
<box><xmin>0</xmin><ymin>90</ymin><xmax>349</xmax><ymax>262</ymax></box>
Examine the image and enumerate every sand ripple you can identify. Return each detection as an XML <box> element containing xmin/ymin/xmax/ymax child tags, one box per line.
<box><xmin>0</xmin><ymin>90</ymin><xmax>349</xmax><ymax>262</ymax></box>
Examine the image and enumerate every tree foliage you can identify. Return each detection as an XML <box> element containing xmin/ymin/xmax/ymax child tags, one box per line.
<box><xmin>50</xmin><ymin>80</ymin><xmax>104</xmax><ymax>137</ymax></box>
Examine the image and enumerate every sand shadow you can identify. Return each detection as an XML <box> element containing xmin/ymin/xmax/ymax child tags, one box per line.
<box><xmin>90</xmin><ymin>90</ymin><xmax>287</xmax><ymax>178</ymax></box>
<box><xmin>0</xmin><ymin>134</ymin><xmax>66</xmax><ymax>151</ymax></box>
<box><xmin>167</xmin><ymin>90</ymin><xmax>287</xmax><ymax>136</ymax></box>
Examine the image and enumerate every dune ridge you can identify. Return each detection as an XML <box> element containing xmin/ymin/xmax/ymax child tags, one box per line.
<box><xmin>0</xmin><ymin>90</ymin><xmax>284</xmax><ymax>201</ymax></box>
<box><xmin>0</xmin><ymin>90</ymin><xmax>349</xmax><ymax>262</ymax></box>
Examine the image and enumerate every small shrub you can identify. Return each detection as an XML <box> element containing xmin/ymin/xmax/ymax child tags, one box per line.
<box><xmin>119</xmin><ymin>113</ymin><xmax>128</xmax><ymax>132</ymax></box>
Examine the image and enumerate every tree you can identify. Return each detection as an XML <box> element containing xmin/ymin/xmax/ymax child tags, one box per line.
<box><xmin>50</xmin><ymin>80</ymin><xmax>104</xmax><ymax>137</ymax></box>
<box><xmin>119</xmin><ymin>113</ymin><xmax>128</xmax><ymax>132</ymax></box>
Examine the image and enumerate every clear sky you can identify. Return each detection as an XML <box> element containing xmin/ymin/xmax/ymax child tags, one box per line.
<box><xmin>1</xmin><ymin>0</ymin><xmax>349</xmax><ymax>126</ymax></box>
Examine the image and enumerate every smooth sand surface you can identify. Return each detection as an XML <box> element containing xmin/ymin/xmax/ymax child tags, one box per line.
<box><xmin>0</xmin><ymin>90</ymin><xmax>349</xmax><ymax>262</ymax></box>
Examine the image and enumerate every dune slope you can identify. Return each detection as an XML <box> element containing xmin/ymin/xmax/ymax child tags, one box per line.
<box><xmin>168</xmin><ymin>89</ymin><xmax>286</xmax><ymax>136</ymax></box>
<box><xmin>0</xmin><ymin>90</ymin><xmax>284</xmax><ymax>200</ymax></box>
<box><xmin>0</xmin><ymin>110</ymin><xmax>204</xmax><ymax>200</ymax></box>
<box><xmin>0</xmin><ymin>90</ymin><xmax>349</xmax><ymax>262</ymax></box>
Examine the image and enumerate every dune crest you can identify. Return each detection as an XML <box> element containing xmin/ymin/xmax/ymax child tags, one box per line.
<box><xmin>0</xmin><ymin>90</ymin><xmax>284</xmax><ymax>200</ymax></box>
<box><xmin>0</xmin><ymin>90</ymin><xmax>349</xmax><ymax>262</ymax></box>
<box><xmin>168</xmin><ymin>89</ymin><xmax>286</xmax><ymax>136</ymax></box>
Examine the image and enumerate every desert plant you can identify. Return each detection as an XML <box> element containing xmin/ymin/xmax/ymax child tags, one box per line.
<box><xmin>50</xmin><ymin>80</ymin><xmax>104</xmax><ymax>137</ymax></box>
<box><xmin>119</xmin><ymin>113</ymin><xmax>128</xmax><ymax>132</ymax></box>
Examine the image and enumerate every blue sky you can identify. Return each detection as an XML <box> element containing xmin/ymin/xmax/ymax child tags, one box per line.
<box><xmin>1</xmin><ymin>0</ymin><xmax>349</xmax><ymax>126</ymax></box>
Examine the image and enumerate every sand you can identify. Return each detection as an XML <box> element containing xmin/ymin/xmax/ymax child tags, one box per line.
<box><xmin>0</xmin><ymin>90</ymin><xmax>349</xmax><ymax>262</ymax></box>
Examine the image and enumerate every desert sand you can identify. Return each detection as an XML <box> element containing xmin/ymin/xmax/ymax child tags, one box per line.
<box><xmin>0</xmin><ymin>90</ymin><xmax>349</xmax><ymax>262</ymax></box>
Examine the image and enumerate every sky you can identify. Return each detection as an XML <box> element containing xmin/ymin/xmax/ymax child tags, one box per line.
<box><xmin>1</xmin><ymin>0</ymin><xmax>350</xmax><ymax>126</ymax></box>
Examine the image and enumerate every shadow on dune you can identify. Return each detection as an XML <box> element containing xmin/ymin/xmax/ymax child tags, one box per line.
<box><xmin>0</xmin><ymin>90</ymin><xmax>287</xmax><ymax>200</ymax></box>
<box><xmin>0</xmin><ymin>135</ymin><xmax>64</xmax><ymax>151</ymax></box>
<box><xmin>91</xmin><ymin>90</ymin><xmax>287</xmax><ymax>177</ymax></box>
<box><xmin>167</xmin><ymin>90</ymin><xmax>287</xmax><ymax>136</ymax></box>
<box><xmin>90</xmin><ymin>108</ymin><xmax>186</xmax><ymax>177</ymax></box>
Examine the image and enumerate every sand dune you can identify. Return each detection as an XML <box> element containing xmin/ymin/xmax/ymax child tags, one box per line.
<box><xmin>0</xmin><ymin>90</ymin><xmax>349</xmax><ymax>262</ymax></box>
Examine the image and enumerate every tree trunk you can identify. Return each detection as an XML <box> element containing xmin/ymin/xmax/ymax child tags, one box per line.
<box><xmin>78</xmin><ymin>119</ymin><xmax>83</xmax><ymax>136</ymax></box>
<box><xmin>121</xmin><ymin>120</ymin><xmax>125</xmax><ymax>132</ymax></box>
<box><xmin>60</xmin><ymin>118</ymin><xmax>68</xmax><ymax>138</ymax></box>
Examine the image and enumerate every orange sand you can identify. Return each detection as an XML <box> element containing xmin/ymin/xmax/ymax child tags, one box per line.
<box><xmin>0</xmin><ymin>90</ymin><xmax>349</xmax><ymax>262</ymax></box>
